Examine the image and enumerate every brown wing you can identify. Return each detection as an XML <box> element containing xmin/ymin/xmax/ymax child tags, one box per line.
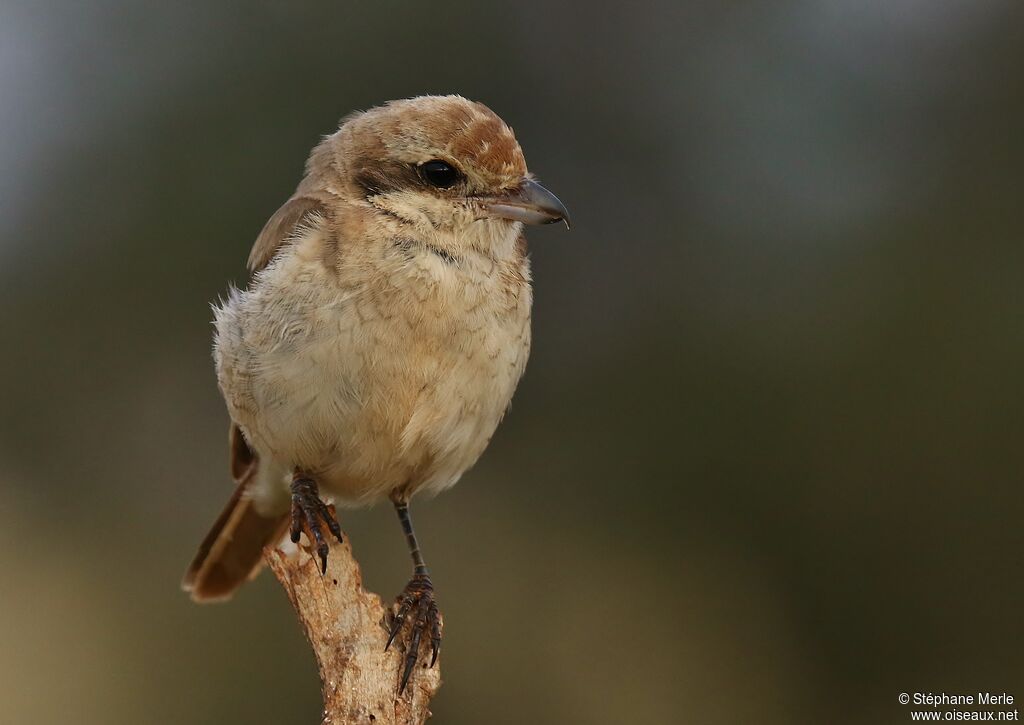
<box><xmin>247</xmin><ymin>195</ymin><xmax>329</xmax><ymax>273</ymax></box>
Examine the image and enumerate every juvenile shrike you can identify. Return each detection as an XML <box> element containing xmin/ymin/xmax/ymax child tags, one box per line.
<box><xmin>182</xmin><ymin>95</ymin><xmax>569</xmax><ymax>691</ymax></box>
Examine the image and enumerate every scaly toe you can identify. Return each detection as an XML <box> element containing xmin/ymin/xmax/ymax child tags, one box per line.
<box><xmin>387</xmin><ymin>575</ymin><xmax>443</xmax><ymax>694</ymax></box>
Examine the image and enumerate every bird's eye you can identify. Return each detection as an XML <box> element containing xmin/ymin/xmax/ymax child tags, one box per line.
<box><xmin>419</xmin><ymin>160</ymin><xmax>461</xmax><ymax>188</ymax></box>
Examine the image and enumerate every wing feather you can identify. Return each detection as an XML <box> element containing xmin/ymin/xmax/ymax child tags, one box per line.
<box><xmin>247</xmin><ymin>195</ymin><xmax>329</xmax><ymax>273</ymax></box>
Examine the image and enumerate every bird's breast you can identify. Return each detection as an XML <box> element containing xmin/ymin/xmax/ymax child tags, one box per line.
<box><xmin>216</xmin><ymin>233</ymin><xmax>532</xmax><ymax>503</ymax></box>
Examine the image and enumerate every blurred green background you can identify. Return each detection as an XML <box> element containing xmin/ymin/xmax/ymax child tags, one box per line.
<box><xmin>2</xmin><ymin>2</ymin><xmax>1023</xmax><ymax>723</ymax></box>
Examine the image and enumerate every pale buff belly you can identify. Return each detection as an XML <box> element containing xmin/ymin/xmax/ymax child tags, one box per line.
<box><xmin>214</xmin><ymin>249</ymin><xmax>531</xmax><ymax>507</ymax></box>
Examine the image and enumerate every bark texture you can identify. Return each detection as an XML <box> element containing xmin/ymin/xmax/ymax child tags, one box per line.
<box><xmin>265</xmin><ymin>535</ymin><xmax>442</xmax><ymax>724</ymax></box>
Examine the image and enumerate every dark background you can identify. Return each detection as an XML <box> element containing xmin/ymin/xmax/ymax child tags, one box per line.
<box><xmin>1</xmin><ymin>2</ymin><xmax>1022</xmax><ymax>723</ymax></box>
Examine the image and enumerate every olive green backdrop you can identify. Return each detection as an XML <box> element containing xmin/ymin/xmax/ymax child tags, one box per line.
<box><xmin>1</xmin><ymin>2</ymin><xmax>1022</xmax><ymax>723</ymax></box>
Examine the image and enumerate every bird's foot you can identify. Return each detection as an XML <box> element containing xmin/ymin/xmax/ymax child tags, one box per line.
<box><xmin>289</xmin><ymin>475</ymin><xmax>343</xmax><ymax>574</ymax></box>
<box><xmin>386</xmin><ymin>573</ymin><xmax>442</xmax><ymax>693</ymax></box>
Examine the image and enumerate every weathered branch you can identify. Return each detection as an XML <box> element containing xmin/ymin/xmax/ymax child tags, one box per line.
<box><xmin>265</xmin><ymin>533</ymin><xmax>442</xmax><ymax>724</ymax></box>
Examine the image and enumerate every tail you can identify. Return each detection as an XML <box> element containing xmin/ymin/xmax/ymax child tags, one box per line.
<box><xmin>182</xmin><ymin>425</ymin><xmax>289</xmax><ymax>602</ymax></box>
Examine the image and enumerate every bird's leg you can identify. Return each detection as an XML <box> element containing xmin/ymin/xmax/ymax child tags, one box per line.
<box><xmin>289</xmin><ymin>472</ymin><xmax>343</xmax><ymax>574</ymax></box>
<box><xmin>385</xmin><ymin>499</ymin><xmax>442</xmax><ymax>694</ymax></box>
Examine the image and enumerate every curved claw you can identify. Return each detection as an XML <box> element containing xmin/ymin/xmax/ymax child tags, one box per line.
<box><xmin>316</xmin><ymin>498</ymin><xmax>344</xmax><ymax>544</ymax></box>
<box><xmin>387</xmin><ymin>574</ymin><xmax>442</xmax><ymax>694</ymax></box>
<box><xmin>400</xmin><ymin>596</ymin><xmax>430</xmax><ymax>693</ymax></box>
<box><xmin>428</xmin><ymin>602</ymin><xmax>441</xmax><ymax>667</ymax></box>
<box><xmin>289</xmin><ymin>476</ymin><xmax>343</xmax><ymax>574</ymax></box>
<box><xmin>386</xmin><ymin>593</ymin><xmax>415</xmax><ymax>651</ymax></box>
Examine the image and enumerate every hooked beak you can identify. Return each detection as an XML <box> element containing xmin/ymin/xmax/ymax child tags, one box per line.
<box><xmin>480</xmin><ymin>178</ymin><xmax>571</xmax><ymax>229</ymax></box>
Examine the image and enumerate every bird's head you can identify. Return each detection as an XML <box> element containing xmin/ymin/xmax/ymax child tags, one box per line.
<box><xmin>321</xmin><ymin>95</ymin><xmax>569</xmax><ymax>258</ymax></box>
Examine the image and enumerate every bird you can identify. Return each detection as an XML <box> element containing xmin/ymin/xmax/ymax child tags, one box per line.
<box><xmin>181</xmin><ymin>95</ymin><xmax>569</xmax><ymax>692</ymax></box>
